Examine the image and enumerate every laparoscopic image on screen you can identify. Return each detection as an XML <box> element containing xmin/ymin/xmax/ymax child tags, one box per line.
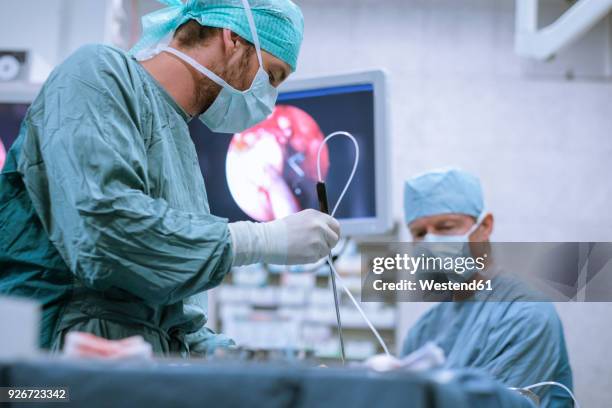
<box><xmin>190</xmin><ymin>84</ymin><xmax>377</xmax><ymax>223</ymax></box>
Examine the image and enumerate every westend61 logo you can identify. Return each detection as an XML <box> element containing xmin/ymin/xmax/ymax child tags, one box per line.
<box><xmin>371</xmin><ymin>253</ymin><xmax>487</xmax><ymax>275</ymax></box>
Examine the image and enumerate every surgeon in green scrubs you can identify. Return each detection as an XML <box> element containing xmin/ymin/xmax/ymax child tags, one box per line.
<box><xmin>401</xmin><ymin>168</ymin><xmax>573</xmax><ymax>407</ymax></box>
<box><xmin>0</xmin><ymin>0</ymin><xmax>341</xmax><ymax>355</ymax></box>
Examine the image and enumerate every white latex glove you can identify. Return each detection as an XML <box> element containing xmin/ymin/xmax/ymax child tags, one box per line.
<box><xmin>228</xmin><ymin>209</ymin><xmax>340</xmax><ymax>266</ymax></box>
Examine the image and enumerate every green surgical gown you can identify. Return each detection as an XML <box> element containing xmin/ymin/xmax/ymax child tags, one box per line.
<box><xmin>0</xmin><ymin>44</ymin><xmax>234</xmax><ymax>355</ymax></box>
<box><xmin>402</xmin><ymin>276</ymin><xmax>573</xmax><ymax>407</ymax></box>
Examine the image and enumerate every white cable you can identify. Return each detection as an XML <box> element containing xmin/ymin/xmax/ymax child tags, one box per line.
<box><xmin>327</xmin><ymin>260</ymin><xmax>391</xmax><ymax>356</ymax></box>
<box><xmin>521</xmin><ymin>381</ymin><xmax>579</xmax><ymax>408</ymax></box>
<box><xmin>316</xmin><ymin>132</ymin><xmax>360</xmax><ymax>216</ymax></box>
<box><xmin>316</xmin><ymin>131</ymin><xmax>391</xmax><ymax>357</ymax></box>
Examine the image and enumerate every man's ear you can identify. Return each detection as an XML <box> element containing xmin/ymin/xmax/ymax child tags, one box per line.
<box><xmin>221</xmin><ymin>28</ymin><xmax>240</xmax><ymax>56</ymax></box>
<box><xmin>480</xmin><ymin>213</ymin><xmax>494</xmax><ymax>239</ymax></box>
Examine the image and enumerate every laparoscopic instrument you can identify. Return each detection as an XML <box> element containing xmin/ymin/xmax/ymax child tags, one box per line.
<box><xmin>316</xmin><ymin>179</ymin><xmax>346</xmax><ymax>363</ymax></box>
<box><xmin>316</xmin><ymin>131</ymin><xmax>391</xmax><ymax>363</ymax></box>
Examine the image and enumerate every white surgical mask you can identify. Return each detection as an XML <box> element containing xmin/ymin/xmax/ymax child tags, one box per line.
<box><xmin>420</xmin><ymin>212</ymin><xmax>487</xmax><ymax>282</ymax></box>
<box><xmin>163</xmin><ymin>0</ymin><xmax>278</xmax><ymax>133</ymax></box>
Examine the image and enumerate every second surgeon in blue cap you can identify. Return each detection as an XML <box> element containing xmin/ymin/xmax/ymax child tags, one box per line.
<box><xmin>404</xmin><ymin>168</ymin><xmax>492</xmax><ymax>276</ymax></box>
<box><xmin>402</xmin><ymin>168</ymin><xmax>573</xmax><ymax>408</ymax></box>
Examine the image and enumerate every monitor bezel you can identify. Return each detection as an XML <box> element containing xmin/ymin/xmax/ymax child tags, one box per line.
<box><xmin>278</xmin><ymin>70</ymin><xmax>392</xmax><ymax>236</ymax></box>
<box><xmin>0</xmin><ymin>82</ymin><xmax>40</xmax><ymax>104</ymax></box>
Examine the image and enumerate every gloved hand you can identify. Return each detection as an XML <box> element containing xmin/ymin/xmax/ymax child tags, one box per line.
<box><xmin>228</xmin><ymin>209</ymin><xmax>340</xmax><ymax>266</ymax></box>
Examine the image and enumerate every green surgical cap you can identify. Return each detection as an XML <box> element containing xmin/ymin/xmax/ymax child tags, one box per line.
<box><xmin>404</xmin><ymin>168</ymin><xmax>484</xmax><ymax>225</ymax></box>
<box><xmin>130</xmin><ymin>0</ymin><xmax>304</xmax><ymax>71</ymax></box>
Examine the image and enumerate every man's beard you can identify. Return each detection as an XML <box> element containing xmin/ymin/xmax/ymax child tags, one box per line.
<box><xmin>194</xmin><ymin>74</ymin><xmax>221</xmax><ymax>116</ymax></box>
<box><xmin>194</xmin><ymin>47</ymin><xmax>254</xmax><ymax>116</ymax></box>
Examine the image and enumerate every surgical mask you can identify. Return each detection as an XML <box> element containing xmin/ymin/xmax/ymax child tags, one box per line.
<box><xmin>418</xmin><ymin>212</ymin><xmax>487</xmax><ymax>283</ymax></box>
<box><xmin>162</xmin><ymin>0</ymin><xmax>278</xmax><ymax>134</ymax></box>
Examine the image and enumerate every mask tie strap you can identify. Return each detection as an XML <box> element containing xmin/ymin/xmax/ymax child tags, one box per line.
<box><xmin>163</xmin><ymin>0</ymin><xmax>266</xmax><ymax>93</ymax></box>
<box><xmin>240</xmin><ymin>0</ymin><xmax>264</xmax><ymax>69</ymax></box>
<box><xmin>162</xmin><ymin>46</ymin><xmax>232</xmax><ymax>89</ymax></box>
<box><xmin>468</xmin><ymin>210</ymin><xmax>488</xmax><ymax>236</ymax></box>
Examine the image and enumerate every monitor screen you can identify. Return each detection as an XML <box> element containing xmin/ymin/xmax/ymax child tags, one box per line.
<box><xmin>191</xmin><ymin>83</ymin><xmax>377</xmax><ymax>223</ymax></box>
<box><xmin>0</xmin><ymin>103</ymin><xmax>29</xmax><ymax>171</ymax></box>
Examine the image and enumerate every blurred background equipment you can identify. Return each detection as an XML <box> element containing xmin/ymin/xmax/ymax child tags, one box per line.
<box><xmin>515</xmin><ymin>0</ymin><xmax>612</xmax><ymax>60</ymax></box>
<box><xmin>0</xmin><ymin>51</ymin><xmax>28</xmax><ymax>82</ymax></box>
<box><xmin>515</xmin><ymin>0</ymin><xmax>612</xmax><ymax>79</ymax></box>
<box><xmin>212</xmin><ymin>251</ymin><xmax>397</xmax><ymax>362</ymax></box>
<box><xmin>0</xmin><ymin>296</ymin><xmax>39</xmax><ymax>360</ymax></box>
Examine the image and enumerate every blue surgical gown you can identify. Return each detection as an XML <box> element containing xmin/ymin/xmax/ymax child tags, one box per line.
<box><xmin>402</xmin><ymin>276</ymin><xmax>573</xmax><ymax>407</ymax></box>
<box><xmin>0</xmin><ymin>44</ymin><xmax>234</xmax><ymax>355</ymax></box>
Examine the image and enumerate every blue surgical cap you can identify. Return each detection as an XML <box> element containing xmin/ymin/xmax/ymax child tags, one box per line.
<box><xmin>130</xmin><ymin>0</ymin><xmax>304</xmax><ymax>71</ymax></box>
<box><xmin>404</xmin><ymin>168</ymin><xmax>484</xmax><ymax>225</ymax></box>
